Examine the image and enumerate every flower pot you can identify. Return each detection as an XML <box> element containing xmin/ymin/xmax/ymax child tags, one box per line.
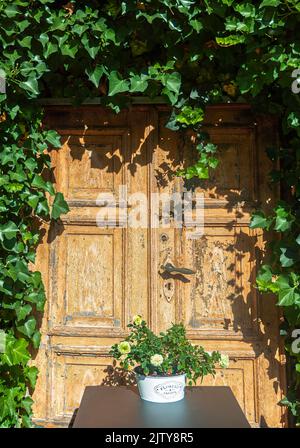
<box><xmin>135</xmin><ymin>371</ymin><xmax>186</xmax><ymax>403</ymax></box>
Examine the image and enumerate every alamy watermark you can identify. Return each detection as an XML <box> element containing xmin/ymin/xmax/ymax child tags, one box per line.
<box><xmin>291</xmin><ymin>329</ymin><xmax>300</xmax><ymax>355</ymax></box>
<box><xmin>0</xmin><ymin>330</ymin><xmax>6</xmax><ymax>353</ymax></box>
<box><xmin>291</xmin><ymin>69</ymin><xmax>300</xmax><ymax>94</ymax></box>
<box><xmin>0</xmin><ymin>69</ymin><xmax>6</xmax><ymax>94</ymax></box>
<box><xmin>96</xmin><ymin>186</ymin><xmax>204</xmax><ymax>239</ymax></box>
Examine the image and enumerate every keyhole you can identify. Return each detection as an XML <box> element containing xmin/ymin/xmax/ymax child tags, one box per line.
<box><xmin>160</xmin><ymin>233</ymin><xmax>168</xmax><ymax>242</ymax></box>
<box><xmin>163</xmin><ymin>278</ymin><xmax>175</xmax><ymax>302</ymax></box>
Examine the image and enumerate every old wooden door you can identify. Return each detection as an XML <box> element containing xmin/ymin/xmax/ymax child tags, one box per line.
<box><xmin>33</xmin><ymin>103</ymin><xmax>286</xmax><ymax>427</ymax></box>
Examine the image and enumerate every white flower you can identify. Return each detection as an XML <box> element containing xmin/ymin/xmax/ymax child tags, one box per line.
<box><xmin>150</xmin><ymin>354</ymin><xmax>164</xmax><ymax>367</ymax></box>
<box><xmin>118</xmin><ymin>341</ymin><xmax>131</xmax><ymax>355</ymax></box>
<box><xmin>132</xmin><ymin>315</ymin><xmax>142</xmax><ymax>326</ymax></box>
<box><xmin>219</xmin><ymin>354</ymin><xmax>229</xmax><ymax>369</ymax></box>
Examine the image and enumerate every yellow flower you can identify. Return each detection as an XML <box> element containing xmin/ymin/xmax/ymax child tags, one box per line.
<box><xmin>150</xmin><ymin>354</ymin><xmax>163</xmax><ymax>367</ymax></box>
<box><xmin>223</xmin><ymin>82</ymin><xmax>237</xmax><ymax>97</ymax></box>
<box><xmin>118</xmin><ymin>341</ymin><xmax>131</xmax><ymax>355</ymax></box>
<box><xmin>133</xmin><ymin>315</ymin><xmax>142</xmax><ymax>326</ymax></box>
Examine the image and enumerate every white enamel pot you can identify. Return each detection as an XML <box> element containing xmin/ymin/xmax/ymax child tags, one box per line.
<box><xmin>135</xmin><ymin>371</ymin><xmax>186</xmax><ymax>403</ymax></box>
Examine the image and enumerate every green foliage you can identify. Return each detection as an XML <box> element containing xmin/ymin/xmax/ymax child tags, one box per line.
<box><xmin>178</xmin><ymin>138</ymin><xmax>219</xmax><ymax>179</ymax></box>
<box><xmin>0</xmin><ymin>0</ymin><xmax>300</xmax><ymax>426</ymax></box>
<box><xmin>51</xmin><ymin>193</ymin><xmax>70</xmax><ymax>220</ymax></box>
<box><xmin>175</xmin><ymin>106</ymin><xmax>204</xmax><ymax>126</ymax></box>
<box><xmin>110</xmin><ymin>318</ymin><xmax>226</xmax><ymax>385</ymax></box>
<box><xmin>0</xmin><ymin>97</ymin><xmax>69</xmax><ymax>425</ymax></box>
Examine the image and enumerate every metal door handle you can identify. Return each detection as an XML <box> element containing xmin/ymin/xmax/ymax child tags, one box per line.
<box><xmin>161</xmin><ymin>262</ymin><xmax>196</xmax><ymax>275</ymax></box>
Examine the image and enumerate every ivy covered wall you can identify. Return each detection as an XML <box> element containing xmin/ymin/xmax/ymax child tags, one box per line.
<box><xmin>0</xmin><ymin>0</ymin><xmax>300</xmax><ymax>427</ymax></box>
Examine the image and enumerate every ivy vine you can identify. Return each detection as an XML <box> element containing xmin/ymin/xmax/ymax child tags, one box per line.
<box><xmin>0</xmin><ymin>0</ymin><xmax>300</xmax><ymax>427</ymax></box>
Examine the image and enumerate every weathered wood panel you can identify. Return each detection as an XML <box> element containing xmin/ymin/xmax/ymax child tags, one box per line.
<box><xmin>32</xmin><ymin>104</ymin><xmax>286</xmax><ymax>428</ymax></box>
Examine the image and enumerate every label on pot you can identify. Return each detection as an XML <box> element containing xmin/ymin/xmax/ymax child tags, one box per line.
<box><xmin>154</xmin><ymin>381</ymin><xmax>184</xmax><ymax>399</ymax></box>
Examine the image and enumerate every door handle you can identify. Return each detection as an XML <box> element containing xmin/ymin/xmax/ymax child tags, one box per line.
<box><xmin>161</xmin><ymin>262</ymin><xmax>196</xmax><ymax>275</ymax></box>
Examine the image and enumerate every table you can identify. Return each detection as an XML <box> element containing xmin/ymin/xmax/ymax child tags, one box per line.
<box><xmin>72</xmin><ymin>386</ymin><xmax>251</xmax><ymax>428</ymax></box>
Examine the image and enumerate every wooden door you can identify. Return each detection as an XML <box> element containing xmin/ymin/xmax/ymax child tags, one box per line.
<box><xmin>33</xmin><ymin>104</ymin><xmax>286</xmax><ymax>427</ymax></box>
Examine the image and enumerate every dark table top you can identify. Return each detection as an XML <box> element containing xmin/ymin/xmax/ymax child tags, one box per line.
<box><xmin>73</xmin><ymin>386</ymin><xmax>251</xmax><ymax>428</ymax></box>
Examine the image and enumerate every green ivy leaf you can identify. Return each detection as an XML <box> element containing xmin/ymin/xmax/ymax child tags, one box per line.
<box><xmin>36</xmin><ymin>199</ymin><xmax>50</xmax><ymax>217</ymax></box>
<box><xmin>256</xmin><ymin>265</ymin><xmax>278</xmax><ymax>292</ymax></box>
<box><xmin>274</xmin><ymin>204</ymin><xmax>295</xmax><ymax>232</ymax></box>
<box><xmin>19</xmin><ymin>78</ymin><xmax>39</xmax><ymax>97</ymax></box>
<box><xmin>161</xmin><ymin>72</ymin><xmax>181</xmax><ymax>105</ymax></box>
<box><xmin>195</xmin><ymin>163</ymin><xmax>209</xmax><ymax>179</ymax></box>
<box><xmin>190</xmin><ymin>20</ymin><xmax>203</xmax><ymax>33</ymax></box>
<box><xmin>21</xmin><ymin>397</ymin><xmax>33</xmax><ymax>415</ymax></box>
<box><xmin>4</xmin><ymin>5</ymin><xmax>20</xmax><ymax>18</ymax></box>
<box><xmin>25</xmin><ymin>366</ymin><xmax>39</xmax><ymax>389</ymax></box>
<box><xmin>0</xmin><ymin>222</ymin><xmax>18</xmax><ymax>241</ymax></box>
<box><xmin>2</xmin><ymin>337</ymin><xmax>30</xmax><ymax>366</ymax></box>
<box><xmin>61</xmin><ymin>44</ymin><xmax>78</xmax><ymax>59</ymax></box>
<box><xmin>32</xmin><ymin>331</ymin><xmax>41</xmax><ymax>349</ymax></box>
<box><xmin>31</xmin><ymin>175</ymin><xmax>55</xmax><ymax>196</ymax></box>
<box><xmin>279</xmin><ymin>247</ymin><xmax>298</xmax><ymax>267</ymax></box>
<box><xmin>276</xmin><ymin>275</ymin><xmax>300</xmax><ymax>306</ymax></box>
<box><xmin>278</xmin><ymin>287</ymin><xmax>300</xmax><ymax>306</ymax></box>
<box><xmin>15</xmin><ymin>304</ymin><xmax>32</xmax><ymax>322</ymax></box>
<box><xmin>24</xmin><ymin>291</ymin><xmax>45</xmax><ymax>311</ymax></box>
<box><xmin>51</xmin><ymin>192</ymin><xmax>69</xmax><ymax>220</ymax></box>
<box><xmin>26</xmin><ymin>194</ymin><xmax>40</xmax><ymax>210</ymax></box>
<box><xmin>108</xmin><ymin>71</ymin><xmax>130</xmax><ymax>96</ymax></box>
<box><xmin>0</xmin><ymin>388</ymin><xmax>20</xmax><ymax>421</ymax></box>
<box><xmin>31</xmin><ymin>174</ymin><xmax>46</xmax><ymax>189</ymax></box>
<box><xmin>44</xmin><ymin>42</ymin><xmax>58</xmax><ymax>59</ymax></box>
<box><xmin>45</xmin><ymin>130</ymin><xmax>61</xmax><ymax>148</ymax></box>
<box><xmin>81</xmin><ymin>34</ymin><xmax>99</xmax><ymax>59</ymax></box>
<box><xmin>129</xmin><ymin>74</ymin><xmax>148</xmax><ymax>93</ymax></box>
<box><xmin>85</xmin><ymin>65</ymin><xmax>104</xmax><ymax>88</ymax></box>
<box><xmin>259</xmin><ymin>0</ymin><xmax>281</xmax><ymax>7</ymax></box>
<box><xmin>176</xmin><ymin>106</ymin><xmax>204</xmax><ymax>125</ymax></box>
<box><xmin>17</xmin><ymin>316</ymin><xmax>37</xmax><ymax>338</ymax></box>
<box><xmin>18</xmin><ymin>36</ymin><xmax>32</xmax><ymax>49</ymax></box>
<box><xmin>280</xmin><ymin>392</ymin><xmax>300</xmax><ymax>417</ymax></box>
<box><xmin>22</xmin><ymin>415</ymin><xmax>33</xmax><ymax>428</ymax></box>
<box><xmin>250</xmin><ymin>211</ymin><xmax>272</xmax><ymax>229</ymax></box>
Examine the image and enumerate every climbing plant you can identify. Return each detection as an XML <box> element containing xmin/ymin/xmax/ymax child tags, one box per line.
<box><xmin>1</xmin><ymin>0</ymin><xmax>300</xmax><ymax>426</ymax></box>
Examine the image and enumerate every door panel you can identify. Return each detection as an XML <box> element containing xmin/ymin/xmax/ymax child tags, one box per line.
<box><xmin>33</xmin><ymin>104</ymin><xmax>286</xmax><ymax>427</ymax></box>
<box><xmin>199</xmin><ymin>130</ymin><xmax>256</xmax><ymax>201</ymax></box>
<box><xmin>49</xmin><ymin>225</ymin><xmax>124</xmax><ymax>331</ymax></box>
<box><xmin>181</xmin><ymin>227</ymin><xmax>255</xmax><ymax>336</ymax></box>
<box><xmin>51</xmin><ymin>353</ymin><xmax>111</xmax><ymax>421</ymax></box>
<box><xmin>201</xmin><ymin>359</ymin><xmax>257</xmax><ymax>423</ymax></box>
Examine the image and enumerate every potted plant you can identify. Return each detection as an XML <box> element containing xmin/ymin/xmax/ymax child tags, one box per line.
<box><xmin>110</xmin><ymin>316</ymin><xmax>229</xmax><ymax>403</ymax></box>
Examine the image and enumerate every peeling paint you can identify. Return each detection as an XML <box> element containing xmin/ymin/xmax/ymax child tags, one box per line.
<box><xmin>189</xmin><ymin>237</ymin><xmax>231</xmax><ymax>329</ymax></box>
